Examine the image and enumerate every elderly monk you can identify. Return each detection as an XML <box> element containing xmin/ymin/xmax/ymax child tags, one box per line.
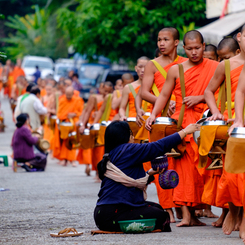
<box><xmin>204</xmin><ymin>25</ymin><xmax>245</xmax><ymax>238</ymax></box>
<box><xmin>135</xmin><ymin>27</ymin><xmax>187</xmax><ymax>223</ymax></box>
<box><xmin>59</xmin><ymin>79</ymin><xmax>80</xmax><ymax>99</ymax></box>
<box><xmin>53</xmin><ymin>86</ymin><xmax>84</xmax><ymax>166</ymax></box>
<box><xmin>146</xmin><ymin>30</ymin><xmax>219</xmax><ymax>227</ymax></box>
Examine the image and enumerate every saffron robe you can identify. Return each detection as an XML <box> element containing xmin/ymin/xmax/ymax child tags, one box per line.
<box><xmin>171</xmin><ymin>58</ymin><xmax>218</xmax><ymax>207</ymax></box>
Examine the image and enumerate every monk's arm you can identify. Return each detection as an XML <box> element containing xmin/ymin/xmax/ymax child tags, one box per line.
<box><xmin>93</xmin><ymin>96</ymin><xmax>108</xmax><ymax>123</ymax></box>
<box><xmin>234</xmin><ymin>66</ymin><xmax>245</xmax><ymax>124</ymax></box>
<box><xmin>135</xmin><ymin>88</ymin><xmax>145</xmax><ymax>127</ymax></box>
<box><xmin>141</xmin><ymin>62</ymin><xmax>157</xmax><ymax>104</ymax></box>
<box><xmin>111</xmin><ymin>90</ymin><xmax>121</xmax><ymax>110</ymax></box>
<box><xmin>146</xmin><ymin>67</ymin><xmax>177</xmax><ymax>130</ymax></box>
<box><xmin>119</xmin><ymin>86</ymin><xmax>129</xmax><ymax>120</ymax></box>
<box><xmin>204</xmin><ymin>62</ymin><xmax>225</xmax><ymax>116</ymax></box>
<box><xmin>80</xmin><ymin>96</ymin><xmax>96</xmax><ymax>125</ymax></box>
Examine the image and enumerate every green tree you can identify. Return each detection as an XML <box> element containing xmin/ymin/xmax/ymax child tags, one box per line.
<box><xmin>2</xmin><ymin>5</ymin><xmax>68</xmax><ymax>59</ymax></box>
<box><xmin>56</xmin><ymin>0</ymin><xmax>205</xmax><ymax>62</ymax></box>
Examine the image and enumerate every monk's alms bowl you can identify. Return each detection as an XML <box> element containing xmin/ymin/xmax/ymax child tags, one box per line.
<box><xmin>202</xmin><ymin>120</ymin><xmax>227</xmax><ymax>126</ymax></box>
<box><xmin>159</xmin><ymin>170</ymin><xmax>179</xmax><ymax>189</ymax></box>
<box><xmin>154</xmin><ymin>117</ymin><xmax>177</xmax><ymax>125</ymax></box>
<box><xmin>151</xmin><ymin>156</ymin><xmax>168</xmax><ymax>171</ymax></box>
<box><xmin>91</xmin><ymin>123</ymin><xmax>100</xmax><ymax>131</ymax></box>
<box><xmin>230</xmin><ymin>127</ymin><xmax>245</xmax><ymax>138</ymax></box>
<box><xmin>100</xmin><ymin>121</ymin><xmax>111</xmax><ymax>127</ymax></box>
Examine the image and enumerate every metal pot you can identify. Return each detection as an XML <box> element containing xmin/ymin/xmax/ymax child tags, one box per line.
<box><xmin>127</xmin><ymin>117</ymin><xmax>137</xmax><ymax>122</ymax></box>
<box><xmin>202</xmin><ymin>120</ymin><xmax>227</xmax><ymax>126</ymax></box>
<box><xmin>154</xmin><ymin>117</ymin><xmax>177</xmax><ymax>125</ymax></box>
<box><xmin>101</xmin><ymin>121</ymin><xmax>111</xmax><ymax>127</ymax></box>
<box><xmin>91</xmin><ymin>123</ymin><xmax>100</xmax><ymax>131</ymax></box>
<box><xmin>230</xmin><ymin>127</ymin><xmax>245</xmax><ymax>138</ymax></box>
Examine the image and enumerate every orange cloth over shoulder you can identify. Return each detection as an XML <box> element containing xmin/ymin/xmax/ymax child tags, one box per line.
<box><xmin>171</xmin><ymin>58</ymin><xmax>219</xmax><ymax>207</ymax></box>
<box><xmin>128</xmin><ymin>85</ymin><xmax>140</xmax><ymax>117</ymax></box>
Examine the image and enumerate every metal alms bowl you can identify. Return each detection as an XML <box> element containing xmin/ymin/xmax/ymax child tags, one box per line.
<box><xmin>83</xmin><ymin>129</ymin><xmax>90</xmax><ymax>135</ymax></box>
<box><xmin>154</xmin><ymin>117</ymin><xmax>177</xmax><ymax>125</ymax></box>
<box><xmin>202</xmin><ymin>120</ymin><xmax>227</xmax><ymax>126</ymax></box>
<box><xmin>101</xmin><ymin>121</ymin><xmax>111</xmax><ymax>127</ymax></box>
<box><xmin>91</xmin><ymin>123</ymin><xmax>100</xmax><ymax>131</ymax></box>
<box><xmin>231</xmin><ymin>127</ymin><xmax>245</xmax><ymax>138</ymax></box>
<box><xmin>127</xmin><ymin>117</ymin><xmax>137</xmax><ymax>122</ymax></box>
<box><xmin>193</xmin><ymin>118</ymin><xmax>207</xmax><ymax>144</ymax></box>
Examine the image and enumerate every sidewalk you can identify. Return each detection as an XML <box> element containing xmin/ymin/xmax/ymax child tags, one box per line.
<box><xmin>0</xmin><ymin>97</ymin><xmax>242</xmax><ymax>245</ymax></box>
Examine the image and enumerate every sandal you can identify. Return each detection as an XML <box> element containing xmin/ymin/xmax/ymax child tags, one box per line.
<box><xmin>50</xmin><ymin>227</ymin><xmax>83</xmax><ymax>237</ymax></box>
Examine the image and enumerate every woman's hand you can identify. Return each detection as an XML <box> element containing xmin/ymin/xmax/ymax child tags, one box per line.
<box><xmin>147</xmin><ymin>167</ymin><xmax>165</xmax><ymax>176</ymax></box>
<box><xmin>178</xmin><ymin>124</ymin><xmax>201</xmax><ymax>139</ymax></box>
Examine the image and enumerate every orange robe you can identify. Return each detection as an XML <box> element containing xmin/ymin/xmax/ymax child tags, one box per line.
<box><xmin>171</xmin><ymin>58</ymin><xmax>218</xmax><ymax>208</ymax></box>
<box><xmin>6</xmin><ymin>71</ymin><xmax>14</xmax><ymax>97</ymax></box>
<box><xmin>216</xmin><ymin>64</ymin><xmax>244</xmax><ymax>208</ymax></box>
<box><xmin>53</xmin><ymin>96</ymin><xmax>84</xmax><ymax>161</ymax></box>
<box><xmin>12</xmin><ymin>67</ymin><xmax>25</xmax><ymax>83</ymax></box>
<box><xmin>151</xmin><ymin>56</ymin><xmax>187</xmax><ymax>209</ymax></box>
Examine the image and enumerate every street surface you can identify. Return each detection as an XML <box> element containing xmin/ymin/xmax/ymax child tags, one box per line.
<box><xmin>0</xmin><ymin>96</ymin><xmax>242</xmax><ymax>244</ymax></box>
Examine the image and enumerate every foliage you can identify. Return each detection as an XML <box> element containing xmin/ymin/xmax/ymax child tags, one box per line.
<box><xmin>0</xmin><ymin>52</ymin><xmax>7</xmax><ymax>62</ymax></box>
<box><xmin>56</xmin><ymin>0</ymin><xmax>206</xmax><ymax>62</ymax></box>
<box><xmin>2</xmin><ymin>5</ymin><xmax>68</xmax><ymax>60</ymax></box>
<box><xmin>178</xmin><ymin>22</ymin><xmax>196</xmax><ymax>41</ymax></box>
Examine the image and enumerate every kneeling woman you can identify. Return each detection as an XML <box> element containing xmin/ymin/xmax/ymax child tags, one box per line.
<box><xmin>94</xmin><ymin>121</ymin><xmax>198</xmax><ymax>232</ymax></box>
<box><xmin>12</xmin><ymin>113</ymin><xmax>47</xmax><ymax>172</ymax></box>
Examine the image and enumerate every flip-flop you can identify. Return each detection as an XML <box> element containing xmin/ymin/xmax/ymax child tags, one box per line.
<box><xmin>50</xmin><ymin>228</ymin><xmax>83</xmax><ymax>237</ymax></box>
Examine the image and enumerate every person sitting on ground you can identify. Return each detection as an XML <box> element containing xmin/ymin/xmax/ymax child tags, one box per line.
<box><xmin>94</xmin><ymin>120</ymin><xmax>199</xmax><ymax>232</ymax></box>
<box><xmin>12</xmin><ymin>113</ymin><xmax>47</xmax><ymax>172</ymax></box>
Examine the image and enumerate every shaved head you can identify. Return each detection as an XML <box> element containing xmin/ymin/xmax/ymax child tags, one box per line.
<box><xmin>160</xmin><ymin>27</ymin><xmax>179</xmax><ymax>40</ymax></box>
<box><xmin>137</xmin><ymin>56</ymin><xmax>150</xmax><ymax>64</ymax></box>
<box><xmin>65</xmin><ymin>86</ymin><xmax>74</xmax><ymax>100</ymax></box>
<box><xmin>122</xmin><ymin>73</ymin><xmax>134</xmax><ymax>82</ymax></box>
<box><xmin>217</xmin><ymin>37</ymin><xmax>240</xmax><ymax>53</ymax></box>
<box><xmin>183</xmin><ymin>30</ymin><xmax>204</xmax><ymax>45</ymax></box>
<box><xmin>204</xmin><ymin>44</ymin><xmax>218</xmax><ymax>61</ymax></box>
<box><xmin>205</xmin><ymin>44</ymin><xmax>217</xmax><ymax>53</ymax></box>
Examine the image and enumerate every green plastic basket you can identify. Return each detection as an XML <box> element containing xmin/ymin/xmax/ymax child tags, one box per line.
<box><xmin>118</xmin><ymin>219</ymin><xmax>156</xmax><ymax>233</ymax></box>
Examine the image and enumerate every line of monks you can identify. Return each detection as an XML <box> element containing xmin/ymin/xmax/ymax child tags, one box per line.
<box><xmin>1</xmin><ymin>25</ymin><xmax>245</xmax><ymax>243</ymax></box>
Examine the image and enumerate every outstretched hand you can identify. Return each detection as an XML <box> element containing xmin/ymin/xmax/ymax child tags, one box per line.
<box><xmin>147</xmin><ymin>167</ymin><xmax>165</xmax><ymax>176</ymax></box>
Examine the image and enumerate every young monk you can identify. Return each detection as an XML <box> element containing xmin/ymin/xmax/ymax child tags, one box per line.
<box><xmin>146</xmin><ymin>30</ymin><xmax>219</xmax><ymax>227</ymax></box>
<box><xmin>119</xmin><ymin>57</ymin><xmax>150</xmax><ymax>121</ymax></box>
<box><xmin>76</xmin><ymin>82</ymin><xmax>111</xmax><ymax>177</ymax></box>
<box><xmin>203</xmin><ymin>44</ymin><xmax>218</xmax><ymax>61</ymax></box>
<box><xmin>135</xmin><ymin>27</ymin><xmax>187</xmax><ymax>223</ymax></box>
<box><xmin>204</xmin><ymin>24</ymin><xmax>245</xmax><ymax>236</ymax></box>
<box><xmin>12</xmin><ymin>58</ymin><xmax>25</xmax><ymax>84</ymax></box>
<box><xmin>200</xmin><ymin>37</ymin><xmax>240</xmax><ymax>227</ymax></box>
<box><xmin>53</xmin><ymin>86</ymin><xmax>84</xmax><ymax>167</ymax></box>
<box><xmin>121</xmin><ymin>73</ymin><xmax>134</xmax><ymax>85</ymax></box>
<box><xmin>217</xmin><ymin>37</ymin><xmax>240</xmax><ymax>61</ymax></box>
<box><xmin>228</xmin><ymin>63</ymin><xmax>245</xmax><ymax>244</ymax></box>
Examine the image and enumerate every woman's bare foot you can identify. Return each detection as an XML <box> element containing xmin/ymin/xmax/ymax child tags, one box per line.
<box><xmin>166</xmin><ymin>208</ymin><xmax>176</xmax><ymax>223</ymax></box>
<box><xmin>212</xmin><ymin>208</ymin><xmax>228</xmax><ymax>227</ymax></box>
<box><xmin>203</xmin><ymin>205</ymin><xmax>219</xmax><ymax>218</ymax></box>
<box><xmin>195</xmin><ymin>209</ymin><xmax>204</xmax><ymax>217</ymax></box>
<box><xmin>175</xmin><ymin>207</ymin><xmax>183</xmax><ymax>220</ymax></box>
<box><xmin>85</xmin><ymin>164</ymin><xmax>91</xmax><ymax>176</ymax></box>
<box><xmin>176</xmin><ymin>206</ymin><xmax>191</xmax><ymax>227</ymax></box>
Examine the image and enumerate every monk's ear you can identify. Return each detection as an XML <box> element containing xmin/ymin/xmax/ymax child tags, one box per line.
<box><xmin>236</xmin><ymin>49</ymin><xmax>241</xmax><ymax>55</ymax></box>
<box><xmin>174</xmin><ymin>39</ymin><xmax>179</xmax><ymax>47</ymax></box>
<box><xmin>237</xmin><ymin>32</ymin><xmax>241</xmax><ymax>43</ymax></box>
<box><xmin>202</xmin><ymin>42</ymin><xmax>206</xmax><ymax>50</ymax></box>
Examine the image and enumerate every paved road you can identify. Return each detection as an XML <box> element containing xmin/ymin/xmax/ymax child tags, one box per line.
<box><xmin>0</xmin><ymin>97</ymin><xmax>242</xmax><ymax>244</ymax></box>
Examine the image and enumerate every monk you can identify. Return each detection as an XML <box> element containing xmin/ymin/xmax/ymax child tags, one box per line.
<box><xmin>217</xmin><ymin>37</ymin><xmax>240</xmax><ymax>61</ymax></box>
<box><xmin>76</xmin><ymin>82</ymin><xmax>109</xmax><ymax>177</ymax></box>
<box><xmin>228</xmin><ymin>62</ymin><xmax>245</xmax><ymax>244</ymax></box>
<box><xmin>200</xmin><ymin>37</ymin><xmax>240</xmax><ymax>227</ymax></box>
<box><xmin>121</xmin><ymin>73</ymin><xmax>134</xmax><ymax>85</ymax></box>
<box><xmin>53</xmin><ymin>86</ymin><xmax>84</xmax><ymax>166</ymax></box>
<box><xmin>204</xmin><ymin>24</ymin><xmax>245</xmax><ymax>237</ymax></box>
<box><xmin>39</xmin><ymin>79</ymin><xmax>47</xmax><ymax>98</ymax></box>
<box><xmin>119</xmin><ymin>56</ymin><xmax>150</xmax><ymax>120</ymax></box>
<box><xmin>43</xmin><ymin>83</ymin><xmax>56</xmax><ymax>146</ymax></box>
<box><xmin>135</xmin><ymin>27</ymin><xmax>187</xmax><ymax>223</ymax></box>
<box><xmin>12</xmin><ymin>58</ymin><xmax>25</xmax><ymax>84</ymax></box>
<box><xmin>59</xmin><ymin>79</ymin><xmax>80</xmax><ymax>98</ymax></box>
<box><xmin>203</xmin><ymin>44</ymin><xmax>218</xmax><ymax>61</ymax></box>
<box><xmin>146</xmin><ymin>30</ymin><xmax>219</xmax><ymax>227</ymax></box>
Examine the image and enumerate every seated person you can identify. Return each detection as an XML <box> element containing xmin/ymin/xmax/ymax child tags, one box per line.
<box><xmin>94</xmin><ymin>121</ymin><xmax>199</xmax><ymax>232</ymax></box>
<box><xmin>12</xmin><ymin>113</ymin><xmax>47</xmax><ymax>172</ymax></box>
